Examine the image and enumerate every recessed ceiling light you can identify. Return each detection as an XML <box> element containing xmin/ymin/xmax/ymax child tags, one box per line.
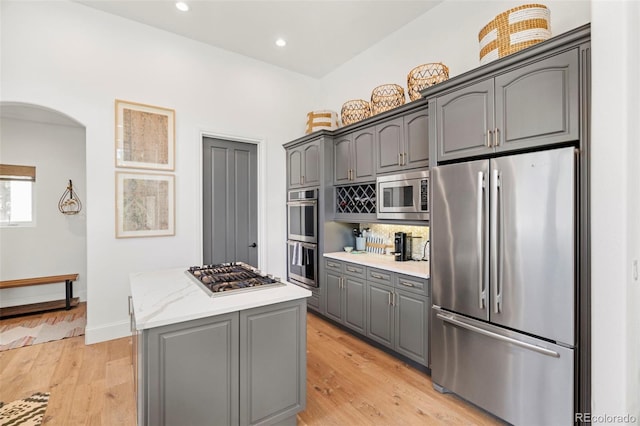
<box><xmin>175</xmin><ymin>2</ymin><xmax>189</xmax><ymax>12</ymax></box>
<box><xmin>275</xmin><ymin>38</ymin><xmax>287</xmax><ymax>47</ymax></box>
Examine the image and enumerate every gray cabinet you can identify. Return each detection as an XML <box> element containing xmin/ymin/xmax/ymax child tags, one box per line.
<box><xmin>323</xmin><ymin>259</ymin><xmax>366</xmax><ymax>333</ymax></box>
<box><xmin>365</xmin><ymin>268</ymin><xmax>430</xmax><ymax>366</ymax></box>
<box><xmin>138</xmin><ymin>299</ymin><xmax>306</xmax><ymax>426</ymax></box>
<box><xmin>435</xmin><ymin>49</ymin><xmax>579</xmax><ymax>162</ymax></box>
<box><xmin>333</xmin><ymin>128</ymin><xmax>375</xmax><ymax>185</ymax></box>
<box><xmin>287</xmin><ymin>139</ymin><xmax>320</xmax><ymax>188</ymax></box>
<box><xmin>323</xmin><ymin>258</ymin><xmax>430</xmax><ymax>367</ymax></box>
<box><xmin>376</xmin><ymin>111</ymin><xmax>429</xmax><ymax>174</ymax></box>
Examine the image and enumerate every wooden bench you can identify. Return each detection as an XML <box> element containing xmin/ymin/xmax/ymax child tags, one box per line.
<box><xmin>0</xmin><ymin>274</ymin><xmax>79</xmax><ymax>318</ymax></box>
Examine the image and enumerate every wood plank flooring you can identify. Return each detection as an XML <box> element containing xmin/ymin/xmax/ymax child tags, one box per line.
<box><xmin>0</xmin><ymin>307</ymin><xmax>501</xmax><ymax>425</ymax></box>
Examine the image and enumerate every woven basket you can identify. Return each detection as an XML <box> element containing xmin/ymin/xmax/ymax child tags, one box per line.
<box><xmin>479</xmin><ymin>4</ymin><xmax>551</xmax><ymax>65</ymax></box>
<box><xmin>340</xmin><ymin>99</ymin><xmax>371</xmax><ymax>126</ymax></box>
<box><xmin>371</xmin><ymin>84</ymin><xmax>405</xmax><ymax>115</ymax></box>
<box><xmin>407</xmin><ymin>63</ymin><xmax>450</xmax><ymax>101</ymax></box>
<box><xmin>305</xmin><ymin>110</ymin><xmax>339</xmax><ymax>134</ymax></box>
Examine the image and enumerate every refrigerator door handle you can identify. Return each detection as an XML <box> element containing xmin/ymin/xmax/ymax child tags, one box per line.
<box><xmin>477</xmin><ymin>171</ymin><xmax>486</xmax><ymax>310</ymax></box>
<box><xmin>436</xmin><ymin>312</ymin><xmax>560</xmax><ymax>358</ymax></box>
<box><xmin>491</xmin><ymin>169</ymin><xmax>503</xmax><ymax>314</ymax></box>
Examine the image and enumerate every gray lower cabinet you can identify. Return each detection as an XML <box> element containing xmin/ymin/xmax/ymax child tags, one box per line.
<box><xmin>324</xmin><ymin>259</ymin><xmax>430</xmax><ymax>367</ymax></box>
<box><xmin>137</xmin><ymin>299</ymin><xmax>306</xmax><ymax>426</ymax></box>
<box><xmin>434</xmin><ymin>48</ymin><xmax>580</xmax><ymax>162</ymax></box>
<box><xmin>324</xmin><ymin>259</ymin><xmax>366</xmax><ymax>333</ymax></box>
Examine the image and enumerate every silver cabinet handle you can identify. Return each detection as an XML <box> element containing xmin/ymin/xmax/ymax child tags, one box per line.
<box><xmin>437</xmin><ymin>313</ymin><xmax>560</xmax><ymax>358</ymax></box>
<box><xmin>486</xmin><ymin>129</ymin><xmax>493</xmax><ymax>148</ymax></box>
<box><xmin>491</xmin><ymin>169</ymin><xmax>503</xmax><ymax>314</ymax></box>
<box><xmin>388</xmin><ymin>291</ymin><xmax>391</xmax><ymax>305</ymax></box>
<box><xmin>392</xmin><ymin>292</ymin><xmax>396</xmax><ymax>306</ymax></box>
<box><xmin>399</xmin><ymin>280</ymin><xmax>414</xmax><ymax>287</ymax></box>
<box><xmin>371</xmin><ymin>272</ymin><xmax>385</xmax><ymax>280</ymax></box>
<box><xmin>346</xmin><ymin>266</ymin><xmax>359</xmax><ymax>273</ymax></box>
<box><xmin>403</xmin><ymin>152</ymin><xmax>407</xmax><ymax>166</ymax></box>
<box><xmin>477</xmin><ymin>171</ymin><xmax>486</xmax><ymax>310</ymax></box>
<box><xmin>340</xmin><ymin>277</ymin><xmax>344</xmax><ymax>289</ymax></box>
<box><xmin>328</xmin><ymin>261</ymin><xmax>339</xmax><ymax>268</ymax></box>
<box><xmin>494</xmin><ymin>128</ymin><xmax>500</xmax><ymax>146</ymax></box>
<box><xmin>128</xmin><ymin>295</ymin><xmax>132</xmax><ymax>315</ymax></box>
<box><xmin>398</xmin><ymin>153</ymin><xmax>402</xmax><ymax>166</ymax></box>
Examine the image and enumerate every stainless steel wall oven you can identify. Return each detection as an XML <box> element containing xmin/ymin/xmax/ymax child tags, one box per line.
<box><xmin>287</xmin><ymin>188</ymin><xmax>318</xmax><ymax>288</ymax></box>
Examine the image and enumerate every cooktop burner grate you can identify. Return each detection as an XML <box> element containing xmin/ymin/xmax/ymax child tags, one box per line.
<box><xmin>186</xmin><ymin>262</ymin><xmax>284</xmax><ymax>297</ymax></box>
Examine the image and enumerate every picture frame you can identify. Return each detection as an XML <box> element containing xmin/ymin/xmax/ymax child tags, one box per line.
<box><xmin>115</xmin><ymin>99</ymin><xmax>175</xmax><ymax>170</ymax></box>
<box><xmin>116</xmin><ymin>172</ymin><xmax>175</xmax><ymax>238</ymax></box>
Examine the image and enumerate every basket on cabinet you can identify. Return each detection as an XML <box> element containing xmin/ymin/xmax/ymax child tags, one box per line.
<box><xmin>370</xmin><ymin>84</ymin><xmax>406</xmax><ymax>115</ymax></box>
<box><xmin>305</xmin><ymin>110</ymin><xmax>339</xmax><ymax>134</ymax></box>
<box><xmin>340</xmin><ymin>99</ymin><xmax>372</xmax><ymax>126</ymax></box>
<box><xmin>407</xmin><ymin>63</ymin><xmax>450</xmax><ymax>101</ymax></box>
<box><xmin>479</xmin><ymin>3</ymin><xmax>551</xmax><ymax>65</ymax></box>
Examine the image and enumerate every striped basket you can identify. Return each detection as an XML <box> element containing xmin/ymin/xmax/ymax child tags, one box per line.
<box><xmin>305</xmin><ymin>110</ymin><xmax>339</xmax><ymax>134</ymax></box>
<box><xmin>479</xmin><ymin>4</ymin><xmax>551</xmax><ymax>65</ymax></box>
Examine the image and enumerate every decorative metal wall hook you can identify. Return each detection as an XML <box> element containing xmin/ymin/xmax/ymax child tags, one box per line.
<box><xmin>58</xmin><ymin>179</ymin><xmax>82</xmax><ymax>215</ymax></box>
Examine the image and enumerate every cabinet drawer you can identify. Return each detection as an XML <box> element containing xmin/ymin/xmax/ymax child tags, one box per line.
<box><xmin>343</xmin><ymin>262</ymin><xmax>366</xmax><ymax>279</ymax></box>
<box><xmin>396</xmin><ymin>274</ymin><xmax>429</xmax><ymax>296</ymax></box>
<box><xmin>367</xmin><ymin>267</ymin><xmax>394</xmax><ymax>286</ymax></box>
<box><xmin>325</xmin><ymin>259</ymin><xmax>343</xmax><ymax>273</ymax></box>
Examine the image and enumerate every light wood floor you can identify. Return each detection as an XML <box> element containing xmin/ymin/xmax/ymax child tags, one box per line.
<box><xmin>0</xmin><ymin>306</ymin><xmax>501</xmax><ymax>425</ymax></box>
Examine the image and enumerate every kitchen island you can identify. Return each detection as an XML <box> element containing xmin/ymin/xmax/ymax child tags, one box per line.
<box><xmin>130</xmin><ymin>267</ymin><xmax>311</xmax><ymax>426</ymax></box>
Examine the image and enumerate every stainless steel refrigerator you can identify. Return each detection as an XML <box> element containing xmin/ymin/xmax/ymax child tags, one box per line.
<box><xmin>431</xmin><ymin>147</ymin><xmax>576</xmax><ymax>425</ymax></box>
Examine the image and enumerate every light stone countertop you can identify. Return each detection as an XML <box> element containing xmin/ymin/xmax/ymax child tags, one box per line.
<box><xmin>323</xmin><ymin>252</ymin><xmax>430</xmax><ymax>279</ymax></box>
<box><xmin>130</xmin><ymin>267</ymin><xmax>311</xmax><ymax>331</ymax></box>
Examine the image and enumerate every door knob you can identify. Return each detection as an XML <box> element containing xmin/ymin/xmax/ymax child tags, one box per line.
<box><xmin>249</xmin><ymin>243</ymin><xmax>257</xmax><ymax>248</ymax></box>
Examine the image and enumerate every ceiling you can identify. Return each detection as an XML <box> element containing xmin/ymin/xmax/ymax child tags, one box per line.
<box><xmin>75</xmin><ymin>1</ymin><xmax>442</xmax><ymax>78</ymax></box>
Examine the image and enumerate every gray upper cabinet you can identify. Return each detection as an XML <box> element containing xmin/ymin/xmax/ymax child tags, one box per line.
<box><xmin>376</xmin><ymin>112</ymin><xmax>429</xmax><ymax>174</ymax></box>
<box><xmin>333</xmin><ymin>128</ymin><xmax>375</xmax><ymax>185</ymax></box>
<box><xmin>495</xmin><ymin>48</ymin><xmax>579</xmax><ymax>152</ymax></box>
<box><xmin>436</xmin><ymin>79</ymin><xmax>494</xmax><ymax>161</ymax></box>
<box><xmin>287</xmin><ymin>139</ymin><xmax>320</xmax><ymax>188</ymax></box>
<box><xmin>435</xmin><ymin>48</ymin><xmax>579</xmax><ymax>162</ymax></box>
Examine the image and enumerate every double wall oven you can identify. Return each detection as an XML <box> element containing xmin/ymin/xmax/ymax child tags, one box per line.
<box><xmin>286</xmin><ymin>188</ymin><xmax>318</xmax><ymax>288</ymax></box>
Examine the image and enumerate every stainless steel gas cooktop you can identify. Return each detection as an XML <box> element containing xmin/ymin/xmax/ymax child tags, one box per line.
<box><xmin>186</xmin><ymin>262</ymin><xmax>284</xmax><ymax>297</ymax></box>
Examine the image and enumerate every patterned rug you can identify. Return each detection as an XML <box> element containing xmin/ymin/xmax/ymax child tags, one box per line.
<box><xmin>0</xmin><ymin>311</ymin><xmax>85</xmax><ymax>351</ymax></box>
<box><xmin>0</xmin><ymin>392</ymin><xmax>50</xmax><ymax>426</ymax></box>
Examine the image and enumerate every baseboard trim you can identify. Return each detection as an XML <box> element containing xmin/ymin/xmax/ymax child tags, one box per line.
<box><xmin>85</xmin><ymin>319</ymin><xmax>130</xmax><ymax>345</ymax></box>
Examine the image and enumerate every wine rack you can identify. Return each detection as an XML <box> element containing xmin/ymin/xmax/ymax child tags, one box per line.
<box><xmin>336</xmin><ymin>184</ymin><xmax>376</xmax><ymax>214</ymax></box>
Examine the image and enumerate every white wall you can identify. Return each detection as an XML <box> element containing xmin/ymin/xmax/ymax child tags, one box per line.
<box><xmin>0</xmin><ymin>117</ymin><xmax>87</xmax><ymax>306</ymax></box>
<box><xmin>319</xmin><ymin>0</ymin><xmax>591</xmax><ymax>113</ymax></box>
<box><xmin>591</xmin><ymin>0</ymin><xmax>640</xmax><ymax>421</ymax></box>
<box><xmin>0</xmin><ymin>0</ymin><xmax>319</xmax><ymax>342</ymax></box>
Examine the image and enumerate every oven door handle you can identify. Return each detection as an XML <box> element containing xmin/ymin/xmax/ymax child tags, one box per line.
<box><xmin>287</xmin><ymin>240</ymin><xmax>317</xmax><ymax>249</ymax></box>
<box><xmin>286</xmin><ymin>200</ymin><xmax>317</xmax><ymax>206</ymax></box>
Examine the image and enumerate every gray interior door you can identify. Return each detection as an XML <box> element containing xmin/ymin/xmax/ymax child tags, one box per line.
<box><xmin>203</xmin><ymin>137</ymin><xmax>258</xmax><ymax>266</ymax></box>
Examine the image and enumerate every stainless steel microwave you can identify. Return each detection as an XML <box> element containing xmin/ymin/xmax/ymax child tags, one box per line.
<box><xmin>377</xmin><ymin>170</ymin><xmax>429</xmax><ymax>220</ymax></box>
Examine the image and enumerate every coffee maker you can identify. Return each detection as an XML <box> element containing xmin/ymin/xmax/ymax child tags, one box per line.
<box><xmin>394</xmin><ymin>232</ymin><xmax>412</xmax><ymax>261</ymax></box>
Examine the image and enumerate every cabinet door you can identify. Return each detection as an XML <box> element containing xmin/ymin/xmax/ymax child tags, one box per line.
<box><xmin>352</xmin><ymin>128</ymin><xmax>375</xmax><ymax>182</ymax></box>
<box><xmin>366</xmin><ymin>282</ymin><xmax>394</xmax><ymax>348</ymax></box>
<box><xmin>403</xmin><ymin>109</ymin><xmax>429</xmax><ymax>170</ymax></box>
<box><xmin>375</xmin><ymin>117</ymin><xmax>404</xmax><ymax>174</ymax></box>
<box><xmin>287</xmin><ymin>148</ymin><xmax>303</xmax><ymax>188</ymax></box>
<box><xmin>334</xmin><ymin>136</ymin><xmax>352</xmax><ymax>185</ymax></box>
<box><xmin>495</xmin><ymin>49</ymin><xmax>579</xmax><ymax>152</ymax></box>
<box><xmin>343</xmin><ymin>276</ymin><xmax>366</xmax><ymax>334</ymax></box>
<box><xmin>394</xmin><ymin>289</ymin><xmax>429</xmax><ymax>366</ymax></box>
<box><xmin>325</xmin><ymin>270</ymin><xmax>343</xmax><ymax>323</ymax></box>
<box><xmin>436</xmin><ymin>79</ymin><xmax>494</xmax><ymax>162</ymax></box>
<box><xmin>145</xmin><ymin>313</ymin><xmax>239</xmax><ymax>426</ymax></box>
<box><xmin>240</xmin><ymin>300</ymin><xmax>306</xmax><ymax>426</ymax></box>
<box><xmin>302</xmin><ymin>141</ymin><xmax>320</xmax><ymax>187</ymax></box>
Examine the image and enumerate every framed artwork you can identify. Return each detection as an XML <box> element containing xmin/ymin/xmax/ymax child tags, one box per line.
<box><xmin>116</xmin><ymin>172</ymin><xmax>175</xmax><ymax>238</ymax></box>
<box><xmin>115</xmin><ymin>100</ymin><xmax>175</xmax><ymax>170</ymax></box>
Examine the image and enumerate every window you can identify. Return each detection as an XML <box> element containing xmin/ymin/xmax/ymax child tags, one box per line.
<box><xmin>0</xmin><ymin>164</ymin><xmax>36</xmax><ymax>227</ymax></box>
